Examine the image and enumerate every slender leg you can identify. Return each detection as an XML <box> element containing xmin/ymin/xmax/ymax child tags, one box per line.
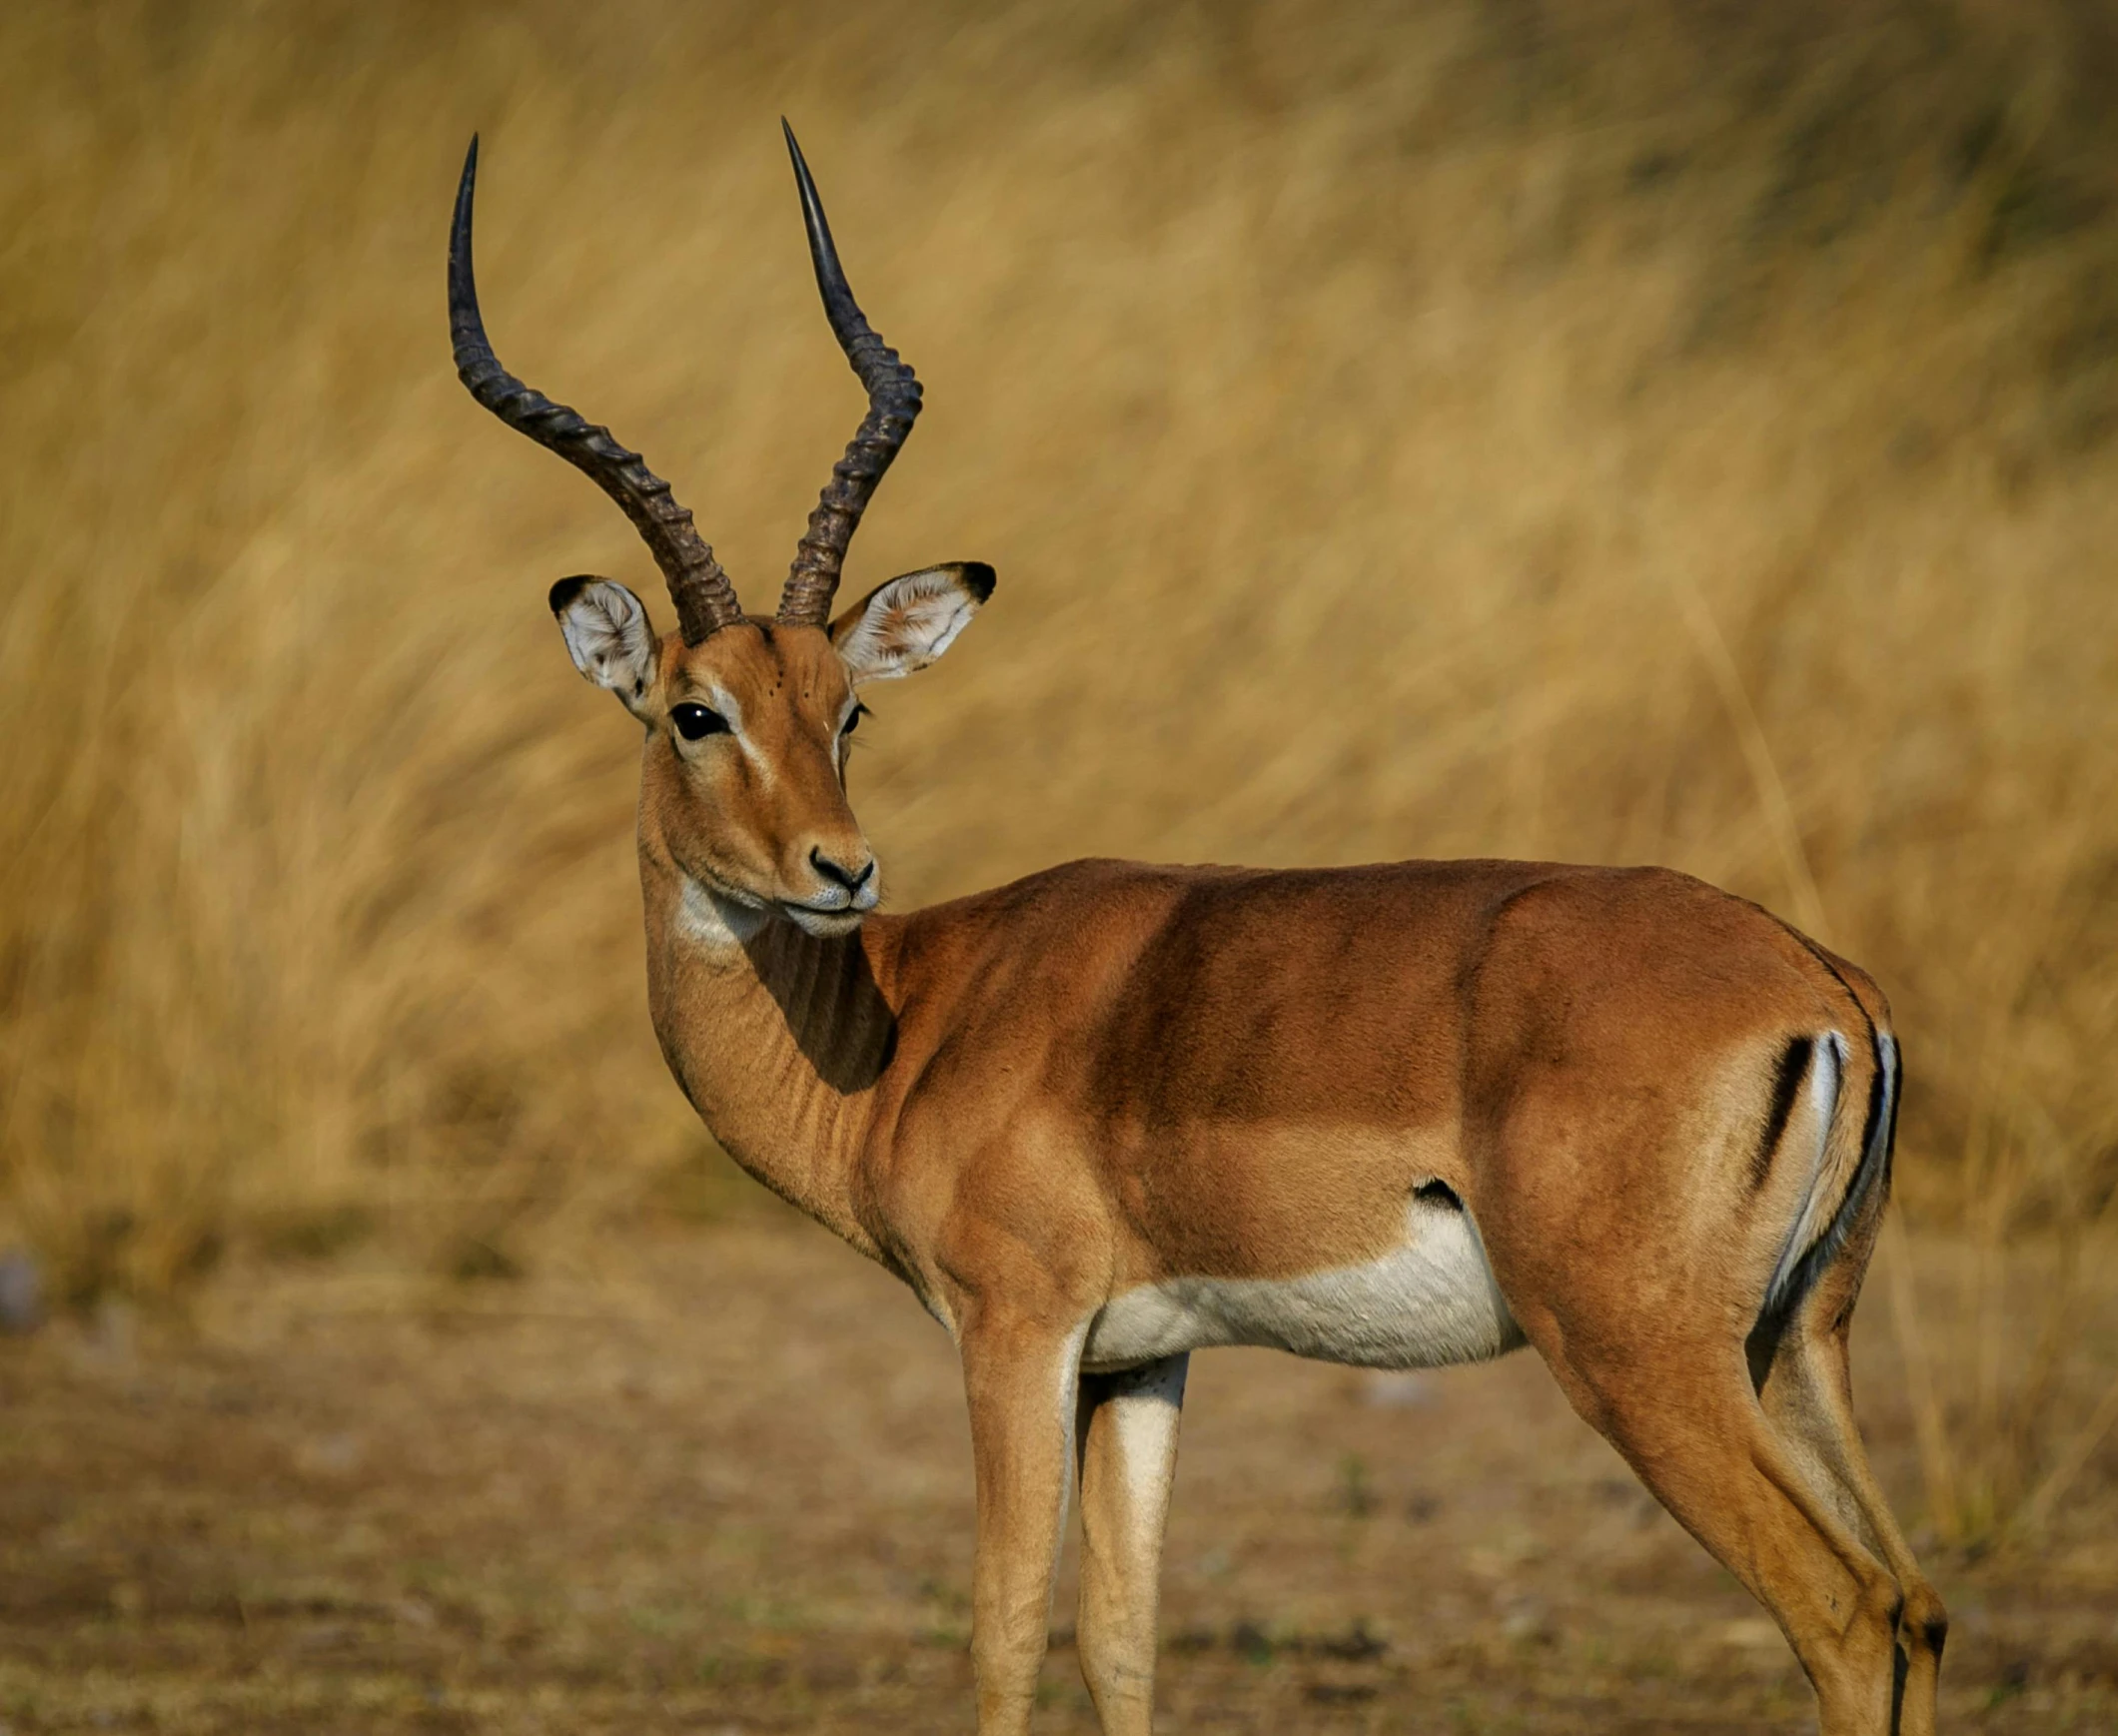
<box><xmin>1074</xmin><ymin>1354</ymin><xmax>1189</xmax><ymax>1736</ymax></box>
<box><xmin>961</xmin><ymin>1314</ymin><xmax>1087</xmax><ymax>1736</ymax></box>
<box><xmin>1544</xmin><ymin>1339</ymin><xmax>1906</xmax><ymax>1736</ymax></box>
<box><xmin>1759</xmin><ymin>1304</ymin><xmax>1947</xmax><ymax>1736</ymax></box>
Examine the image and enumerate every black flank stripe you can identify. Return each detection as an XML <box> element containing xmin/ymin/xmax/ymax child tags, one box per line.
<box><xmin>1749</xmin><ymin>1035</ymin><xmax>1813</xmax><ymax>1193</ymax></box>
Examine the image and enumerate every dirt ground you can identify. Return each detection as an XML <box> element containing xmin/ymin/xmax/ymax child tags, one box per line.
<box><xmin>3</xmin><ymin>1218</ymin><xmax>2113</xmax><ymax>1735</ymax></box>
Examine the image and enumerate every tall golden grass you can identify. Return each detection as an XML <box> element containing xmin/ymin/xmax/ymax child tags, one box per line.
<box><xmin>4</xmin><ymin>0</ymin><xmax>2116</xmax><ymax>1536</ymax></box>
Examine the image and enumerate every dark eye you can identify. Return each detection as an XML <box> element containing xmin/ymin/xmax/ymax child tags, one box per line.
<box><xmin>670</xmin><ymin>702</ymin><xmax>729</xmax><ymax>741</ymax></box>
<box><xmin>842</xmin><ymin>703</ymin><xmax>868</xmax><ymax>738</ymax></box>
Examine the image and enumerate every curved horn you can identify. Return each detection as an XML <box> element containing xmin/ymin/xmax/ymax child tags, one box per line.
<box><xmin>449</xmin><ymin>137</ymin><xmax>743</xmax><ymax>644</ymax></box>
<box><xmin>778</xmin><ymin>121</ymin><xmax>924</xmax><ymax>627</ymax></box>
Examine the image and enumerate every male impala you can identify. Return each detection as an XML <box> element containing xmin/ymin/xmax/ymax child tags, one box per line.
<box><xmin>447</xmin><ymin>127</ymin><xmax>1944</xmax><ymax>1735</ymax></box>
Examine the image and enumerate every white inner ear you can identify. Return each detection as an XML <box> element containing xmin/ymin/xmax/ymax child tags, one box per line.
<box><xmin>556</xmin><ymin>580</ymin><xmax>656</xmax><ymax>707</ymax></box>
<box><xmin>834</xmin><ymin>566</ymin><xmax>983</xmax><ymax>686</ymax></box>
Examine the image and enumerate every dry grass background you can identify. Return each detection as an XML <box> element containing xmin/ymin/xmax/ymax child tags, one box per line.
<box><xmin>3</xmin><ymin>0</ymin><xmax>2117</xmax><ymax>1549</ymax></box>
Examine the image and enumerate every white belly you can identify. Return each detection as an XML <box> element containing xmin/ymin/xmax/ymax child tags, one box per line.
<box><xmin>1081</xmin><ymin>1196</ymin><xmax>1527</xmax><ymax>1373</ymax></box>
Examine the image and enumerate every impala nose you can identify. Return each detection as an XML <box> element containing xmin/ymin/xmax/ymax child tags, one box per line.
<box><xmin>808</xmin><ymin>846</ymin><xmax>878</xmax><ymax>909</ymax></box>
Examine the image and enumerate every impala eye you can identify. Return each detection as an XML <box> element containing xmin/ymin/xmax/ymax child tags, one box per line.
<box><xmin>842</xmin><ymin>703</ymin><xmax>868</xmax><ymax>737</ymax></box>
<box><xmin>671</xmin><ymin>702</ymin><xmax>729</xmax><ymax>741</ymax></box>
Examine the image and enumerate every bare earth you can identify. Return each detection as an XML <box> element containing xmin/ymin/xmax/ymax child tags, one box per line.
<box><xmin>3</xmin><ymin>1222</ymin><xmax>2112</xmax><ymax>1734</ymax></box>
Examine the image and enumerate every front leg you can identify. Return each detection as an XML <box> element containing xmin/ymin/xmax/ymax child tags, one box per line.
<box><xmin>961</xmin><ymin>1313</ymin><xmax>1088</xmax><ymax>1736</ymax></box>
<box><xmin>1075</xmin><ymin>1354</ymin><xmax>1189</xmax><ymax>1736</ymax></box>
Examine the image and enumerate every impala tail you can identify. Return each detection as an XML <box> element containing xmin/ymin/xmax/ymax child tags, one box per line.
<box><xmin>1749</xmin><ymin>1022</ymin><xmax>1900</xmax><ymax>1354</ymax></box>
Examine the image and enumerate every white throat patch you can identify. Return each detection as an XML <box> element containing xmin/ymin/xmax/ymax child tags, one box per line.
<box><xmin>673</xmin><ymin>874</ymin><xmax>767</xmax><ymax>949</ymax></box>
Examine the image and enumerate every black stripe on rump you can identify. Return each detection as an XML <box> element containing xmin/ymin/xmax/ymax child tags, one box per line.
<box><xmin>1745</xmin><ymin>1033</ymin><xmax>1897</xmax><ymax>1389</ymax></box>
<box><xmin>1748</xmin><ymin>1035</ymin><xmax>1814</xmax><ymax>1193</ymax></box>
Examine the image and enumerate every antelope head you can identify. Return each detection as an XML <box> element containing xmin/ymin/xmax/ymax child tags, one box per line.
<box><xmin>449</xmin><ymin>126</ymin><xmax>992</xmax><ymax>938</ymax></box>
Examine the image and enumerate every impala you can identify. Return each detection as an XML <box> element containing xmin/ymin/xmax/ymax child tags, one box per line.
<box><xmin>446</xmin><ymin>126</ymin><xmax>1944</xmax><ymax>1736</ymax></box>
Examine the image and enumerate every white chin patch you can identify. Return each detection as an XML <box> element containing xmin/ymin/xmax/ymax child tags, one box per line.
<box><xmin>674</xmin><ymin>874</ymin><xmax>768</xmax><ymax>947</ymax></box>
<box><xmin>785</xmin><ymin>906</ymin><xmax>864</xmax><ymax>939</ymax></box>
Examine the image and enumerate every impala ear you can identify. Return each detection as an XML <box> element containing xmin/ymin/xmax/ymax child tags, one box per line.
<box><xmin>828</xmin><ymin>562</ymin><xmax>995</xmax><ymax>686</ymax></box>
<box><xmin>549</xmin><ymin>575</ymin><xmax>658</xmax><ymax>715</ymax></box>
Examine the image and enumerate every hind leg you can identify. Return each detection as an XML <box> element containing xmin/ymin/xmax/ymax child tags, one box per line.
<box><xmin>1542</xmin><ymin>1332</ymin><xmax>1908</xmax><ymax>1735</ymax></box>
<box><xmin>1755</xmin><ymin>1260</ymin><xmax>1946</xmax><ymax>1735</ymax></box>
<box><xmin>1074</xmin><ymin>1354</ymin><xmax>1189</xmax><ymax>1735</ymax></box>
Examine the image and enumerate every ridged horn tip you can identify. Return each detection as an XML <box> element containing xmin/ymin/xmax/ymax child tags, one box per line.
<box><xmin>783</xmin><ymin>120</ymin><xmax>864</xmax><ymax>332</ymax></box>
<box><xmin>445</xmin><ymin>132</ymin><xmax>745</xmax><ymax>644</ymax></box>
<box><xmin>776</xmin><ymin>121</ymin><xmax>923</xmax><ymax>626</ymax></box>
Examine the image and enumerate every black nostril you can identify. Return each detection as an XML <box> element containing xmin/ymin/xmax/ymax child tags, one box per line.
<box><xmin>810</xmin><ymin>847</ymin><xmax>874</xmax><ymax>892</ymax></box>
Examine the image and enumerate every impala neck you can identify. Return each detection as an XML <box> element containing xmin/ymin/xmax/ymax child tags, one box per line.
<box><xmin>637</xmin><ymin>842</ymin><xmax>899</xmax><ymax>1255</ymax></box>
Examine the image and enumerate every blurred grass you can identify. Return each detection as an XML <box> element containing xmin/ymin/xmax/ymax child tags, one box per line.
<box><xmin>2</xmin><ymin>0</ymin><xmax>2117</xmax><ymax>1539</ymax></box>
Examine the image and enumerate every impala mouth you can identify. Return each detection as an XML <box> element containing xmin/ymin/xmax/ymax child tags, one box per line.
<box><xmin>680</xmin><ymin>863</ymin><xmax>766</xmax><ymax>911</ymax></box>
<box><xmin>780</xmin><ymin>901</ymin><xmax>866</xmax><ymax>939</ymax></box>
